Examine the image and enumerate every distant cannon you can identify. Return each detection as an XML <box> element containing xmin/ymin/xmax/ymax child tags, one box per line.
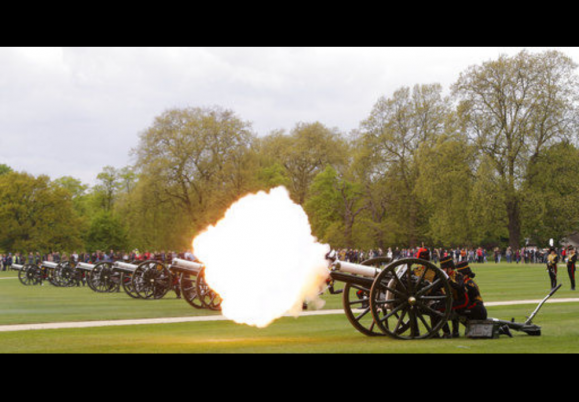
<box><xmin>14</xmin><ymin>263</ymin><xmax>41</xmax><ymax>286</ymax></box>
<box><xmin>130</xmin><ymin>260</ymin><xmax>173</xmax><ymax>300</ymax></box>
<box><xmin>76</xmin><ymin>262</ymin><xmax>98</xmax><ymax>291</ymax></box>
<box><xmin>169</xmin><ymin>258</ymin><xmax>222</xmax><ymax>311</ymax></box>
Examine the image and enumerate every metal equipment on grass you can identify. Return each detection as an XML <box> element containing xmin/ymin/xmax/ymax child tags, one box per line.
<box><xmin>169</xmin><ymin>258</ymin><xmax>222</xmax><ymax>311</ymax></box>
<box><xmin>325</xmin><ymin>254</ymin><xmax>559</xmax><ymax>340</ymax></box>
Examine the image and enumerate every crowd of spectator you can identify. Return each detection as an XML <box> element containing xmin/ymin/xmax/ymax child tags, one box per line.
<box><xmin>334</xmin><ymin>246</ymin><xmax>568</xmax><ymax>265</ymax></box>
<box><xmin>0</xmin><ymin>250</ymin><xmax>196</xmax><ymax>271</ymax></box>
<box><xmin>0</xmin><ymin>245</ymin><xmax>572</xmax><ymax>272</ymax></box>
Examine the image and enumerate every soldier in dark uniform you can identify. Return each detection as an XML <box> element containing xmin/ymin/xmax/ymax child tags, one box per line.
<box><xmin>455</xmin><ymin>261</ymin><xmax>487</xmax><ymax>321</ymax></box>
<box><xmin>566</xmin><ymin>246</ymin><xmax>576</xmax><ymax>291</ymax></box>
<box><xmin>438</xmin><ymin>253</ymin><xmax>466</xmax><ymax>338</ymax></box>
<box><xmin>546</xmin><ymin>248</ymin><xmax>559</xmax><ymax>289</ymax></box>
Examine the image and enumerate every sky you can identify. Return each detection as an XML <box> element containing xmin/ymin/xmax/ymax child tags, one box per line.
<box><xmin>1</xmin><ymin>46</ymin><xmax>578</xmax><ymax>186</ymax></box>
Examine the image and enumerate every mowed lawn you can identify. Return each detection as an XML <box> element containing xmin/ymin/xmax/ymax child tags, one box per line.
<box><xmin>1</xmin><ymin>261</ymin><xmax>579</xmax><ymax>353</ymax></box>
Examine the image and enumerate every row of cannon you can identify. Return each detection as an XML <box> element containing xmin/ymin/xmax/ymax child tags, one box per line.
<box><xmin>12</xmin><ymin>258</ymin><xmax>222</xmax><ymax>311</ymax></box>
<box><xmin>12</xmin><ymin>253</ymin><xmax>557</xmax><ymax>340</ymax></box>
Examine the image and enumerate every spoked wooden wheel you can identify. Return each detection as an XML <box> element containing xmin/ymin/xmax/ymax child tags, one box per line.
<box><xmin>342</xmin><ymin>257</ymin><xmax>391</xmax><ymax>336</ymax></box>
<box><xmin>120</xmin><ymin>272</ymin><xmax>140</xmax><ymax>298</ymax></box>
<box><xmin>133</xmin><ymin>260</ymin><xmax>172</xmax><ymax>300</ymax></box>
<box><xmin>92</xmin><ymin>262</ymin><xmax>118</xmax><ymax>293</ymax></box>
<box><xmin>180</xmin><ymin>271</ymin><xmax>204</xmax><ymax>309</ymax></box>
<box><xmin>196</xmin><ymin>267</ymin><xmax>222</xmax><ymax>311</ymax></box>
<box><xmin>55</xmin><ymin>261</ymin><xmax>76</xmax><ymax>287</ymax></box>
<box><xmin>369</xmin><ymin>258</ymin><xmax>452</xmax><ymax>340</ymax></box>
<box><xmin>18</xmin><ymin>264</ymin><xmax>41</xmax><ymax>285</ymax></box>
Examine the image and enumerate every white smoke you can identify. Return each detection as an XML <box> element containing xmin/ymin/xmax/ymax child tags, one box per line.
<box><xmin>192</xmin><ymin>186</ymin><xmax>330</xmax><ymax>328</ymax></box>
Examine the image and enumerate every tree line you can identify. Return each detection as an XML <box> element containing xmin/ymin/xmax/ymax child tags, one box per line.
<box><xmin>2</xmin><ymin>49</ymin><xmax>579</xmax><ymax>255</ymax></box>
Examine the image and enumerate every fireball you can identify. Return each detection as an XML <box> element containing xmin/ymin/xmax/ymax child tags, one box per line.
<box><xmin>192</xmin><ymin>186</ymin><xmax>330</xmax><ymax>328</ymax></box>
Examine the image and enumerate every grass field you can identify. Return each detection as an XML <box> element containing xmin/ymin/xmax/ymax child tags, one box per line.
<box><xmin>1</xmin><ymin>261</ymin><xmax>579</xmax><ymax>353</ymax></box>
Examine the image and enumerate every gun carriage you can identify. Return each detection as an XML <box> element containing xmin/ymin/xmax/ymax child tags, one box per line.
<box><xmin>169</xmin><ymin>258</ymin><xmax>222</xmax><ymax>311</ymax></box>
<box><xmin>14</xmin><ymin>263</ymin><xmax>42</xmax><ymax>286</ymax></box>
<box><xmin>326</xmin><ymin>255</ymin><xmax>559</xmax><ymax>339</ymax></box>
<box><xmin>76</xmin><ymin>262</ymin><xmax>99</xmax><ymax>291</ymax></box>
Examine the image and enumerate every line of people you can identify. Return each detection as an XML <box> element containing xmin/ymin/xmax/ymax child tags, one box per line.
<box><xmin>0</xmin><ymin>249</ymin><xmax>196</xmax><ymax>271</ymax></box>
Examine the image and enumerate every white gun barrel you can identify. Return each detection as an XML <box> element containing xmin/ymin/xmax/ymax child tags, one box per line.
<box><xmin>12</xmin><ymin>263</ymin><xmax>24</xmax><ymax>270</ymax></box>
<box><xmin>77</xmin><ymin>262</ymin><xmax>96</xmax><ymax>270</ymax></box>
<box><xmin>113</xmin><ymin>262</ymin><xmax>138</xmax><ymax>272</ymax></box>
<box><xmin>42</xmin><ymin>261</ymin><xmax>58</xmax><ymax>269</ymax></box>
<box><xmin>332</xmin><ymin>260</ymin><xmax>380</xmax><ymax>278</ymax></box>
<box><xmin>171</xmin><ymin>258</ymin><xmax>204</xmax><ymax>272</ymax></box>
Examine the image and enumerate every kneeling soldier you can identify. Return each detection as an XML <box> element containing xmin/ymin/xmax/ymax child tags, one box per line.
<box><xmin>437</xmin><ymin>254</ymin><xmax>465</xmax><ymax>338</ymax></box>
<box><xmin>455</xmin><ymin>261</ymin><xmax>487</xmax><ymax>321</ymax></box>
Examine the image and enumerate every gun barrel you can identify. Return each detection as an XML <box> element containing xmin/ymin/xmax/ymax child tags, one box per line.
<box><xmin>171</xmin><ymin>258</ymin><xmax>204</xmax><ymax>272</ymax></box>
<box><xmin>77</xmin><ymin>262</ymin><xmax>96</xmax><ymax>271</ymax></box>
<box><xmin>12</xmin><ymin>264</ymin><xmax>24</xmax><ymax>270</ymax></box>
<box><xmin>332</xmin><ymin>260</ymin><xmax>380</xmax><ymax>278</ymax></box>
<box><xmin>42</xmin><ymin>261</ymin><xmax>58</xmax><ymax>269</ymax></box>
<box><xmin>113</xmin><ymin>262</ymin><xmax>138</xmax><ymax>273</ymax></box>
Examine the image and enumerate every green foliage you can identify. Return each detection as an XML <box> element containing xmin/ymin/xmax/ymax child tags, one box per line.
<box><xmin>521</xmin><ymin>142</ymin><xmax>579</xmax><ymax>246</ymax></box>
<box><xmin>85</xmin><ymin>211</ymin><xmax>129</xmax><ymax>252</ymax></box>
<box><xmin>0</xmin><ymin>164</ymin><xmax>13</xmax><ymax>175</ymax></box>
<box><xmin>0</xmin><ymin>172</ymin><xmax>84</xmax><ymax>253</ymax></box>
<box><xmin>2</xmin><ymin>50</ymin><xmax>579</xmax><ymax>253</ymax></box>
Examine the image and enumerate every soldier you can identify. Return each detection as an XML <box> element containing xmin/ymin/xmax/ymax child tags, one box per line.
<box><xmin>546</xmin><ymin>248</ymin><xmax>559</xmax><ymax>289</ymax></box>
<box><xmin>438</xmin><ymin>253</ymin><xmax>465</xmax><ymax>338</ymax></box>
<box><xmin>455</xmin><ymin>261</ymin><xmax>487</xmax><ymax>321</ymax></box>
<box><xmin>566</xmin><ymin>246</ymin><xmax>576</xmax><ymax>291</ymax></box>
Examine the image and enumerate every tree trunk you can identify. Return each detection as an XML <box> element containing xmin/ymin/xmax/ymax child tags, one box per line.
<box><xmin>506</xmin><ymin>196</ymin><xmax>521</xmax><ymax>250</ymax></box>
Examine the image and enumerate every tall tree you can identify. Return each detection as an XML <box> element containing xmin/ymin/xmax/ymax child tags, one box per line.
<box><xmin>452</xmin><ymin>50</ymin><xmax>579</xmax><ymax>249</ymax></box>
<box><xmin>133</xmin><ymin>106</ymin><xmax>256</xmax><ymax>235</ymax></box>
<box><xmin>259</xmin><ymin>122</ymin><xmax>348</xmax><ymax>204</ymax></box>
<box><xmin>0</xmin><ymin>172</ymin><xmax>84</xmax><ymax>252</ymax></box>
<box><xmin>358</xmin><ymin>83</ymin><xmax>450</xmax><ymax>247</ymax></box>
<box><xmin>415</xmin><ymin>133</ymin><xmax>476</xmax><ymax>246</ymax></box>
<box><xmin>304</xmin><ymin>165</ymin><xmax>366</xmax><ymax>248</ymax></box>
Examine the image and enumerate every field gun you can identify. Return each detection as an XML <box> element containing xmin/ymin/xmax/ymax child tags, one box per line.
<box><xmin>76</xmin><ymin>262</ymin><xmax>100</xmax><ymax>291</ymax></box>
<box><xmin>14</xmin><ymin>263</ymin><xmax>38</xmax><ymax>286</ymax></box>
<box><xmin>326</xmin><ymin>254</ymin><xmax>453</xmax><ymax>339</ymax></box>
<box><xmin>326</xmin><ymin>253</ymin><xmax>560</xmax><ymax>340</ymax></box>
<box><xmin>169</xmin><ymin>258</ymin><xmax>222</xmax><ymax>311</ymax></box>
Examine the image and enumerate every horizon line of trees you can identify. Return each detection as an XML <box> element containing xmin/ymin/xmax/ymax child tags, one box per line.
<box><xmin>2</xmin><ymin>49</ymin><xmax>579</xmax><ymax>254</ymax></box>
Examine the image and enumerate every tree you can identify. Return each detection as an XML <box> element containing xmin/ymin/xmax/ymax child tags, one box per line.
<box><xmin>132</xmin><ymin>106</ymin><xmax>256</xmax><ymax>235</ymax></box>
<box><xmin>452</xmin><ymin>50</ymin><xmax>579</xmax><ymax>249</ymax></box>
<box><xmin>259</xmin><ymin>122</ymin><xmax>348</xmax><ymax>204</ymax></box>
<box><xmin>521</xmin><ymin>141</ymin><xmax>579</xmax><ymax>246</ymax></box>
<box><xmin>415</xmin><ymin>133</ymin><xmax>476</xmax><ymax>246</ymax></box>
<box><xmin>85</xmin><ymin>211</ymin><xmax>129</xmax><ymax>252</ymax></box>
<box><xmin>0</xmin><ymin>164</ymin><xmax>12</xmax><ymax>175</ymax></box>
<box><xmin>305</xmin><ymin>165</ymin><xmax>366</xmax><ymax>248</ymax></box>
<box><xmin>358</xmin><ymin>83</ymin><xmax>451</xmax><ymax>247</ymax></box>
<box><xmin>93</xmin><ymin>166</ymin><xmax>120</xmax><ymax>212</ymax></box>
<box><xmin>0</xmin><ymin>172</ymin><xmax>84</xmax><ymax>252</ymax></box>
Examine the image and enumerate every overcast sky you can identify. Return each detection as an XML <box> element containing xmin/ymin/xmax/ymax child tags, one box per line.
<box><xmin>1</xmin><ymin>47</ymin><xmax>578</xmax><ymax>186</ymax></box>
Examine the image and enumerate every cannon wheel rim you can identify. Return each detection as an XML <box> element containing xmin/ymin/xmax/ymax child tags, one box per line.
<box><xmin>121</xmin><ymin>271</ymin><xmax>141</xmax><ymax>298</ymax></box>
<box><xmin>342</xmin><ymin>257</ymin><xmax>391</xmax><ymax>337</ymax></box>
<box><xmin>369</xmin><ymin>258</ymin><xmax>452</xmax><ymax>340</ymax></box>
<box><xmin>86</xmin><ymin>271</ymin><xmax>97</xmax><ymax>292</ymax></box>
<box><xmin>180</xmin><ymin>271</ymin><xmax>204</xmax><ymax>309</ymax></box>
<box><xmin>92</xmin><ymin>261</ymin><xmax>118</xmax><ymax>293</ymax></box>
<box><xmin>134</xmin><ymin>260</ymin><xmax>172</xmax><ymax>300</ymax></box>
<box><xmin>55</xmin><ymin>261</ymin><xmax>76</xmax><ymax>287</ymax></box>
<box><xmin>196</xmin><ymin>267</ymin><xmax>222</xmax><ymax>311</ymax></box>
<box><xmin>18</xmin><ymin>264</ymin><xmax>39</xmax><ymax>285</ymax></box>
